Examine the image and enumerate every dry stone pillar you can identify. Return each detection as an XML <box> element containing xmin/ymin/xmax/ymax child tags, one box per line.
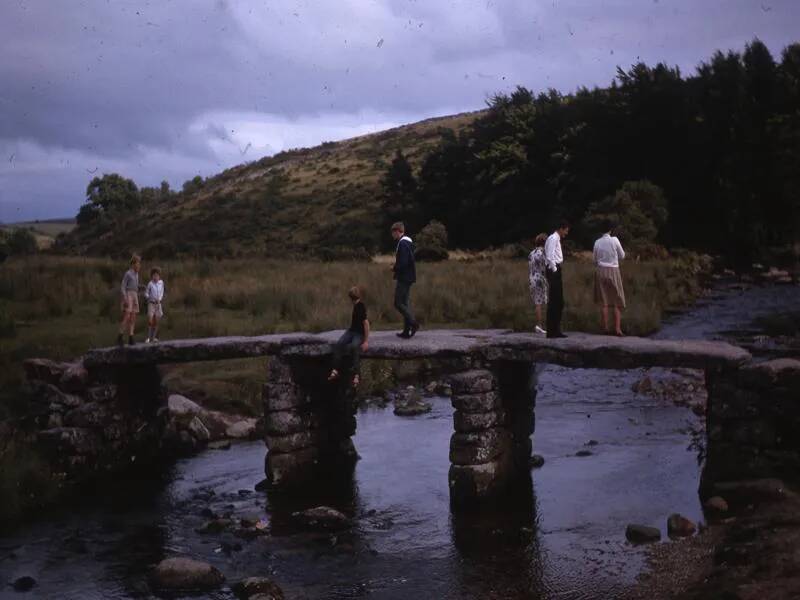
<box><xmin>448</xmin><ymin>362</ymin><xmax>536</xmax><ymax>509</ymax></box>
<box><xmin>263</xmin><ymin>356</ymin><xmax>358</xmax><ymax>487</ymax></box>
<box><xmin>703</xmin><ymin>358</ymin><xmax>800</xmax><ymax>493</ymax></box>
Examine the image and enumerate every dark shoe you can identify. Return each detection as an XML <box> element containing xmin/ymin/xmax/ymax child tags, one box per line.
<box><xmin>410</xmin><ymin>322</ymin><xmax>420</xmax><ymax>337</ymax></box>
<box><xmin>128</xmin><ymin>336</ymin><xmax>135</xmax><ymax>346</ymax></box>
<box><xmin>396</xmin><ymin>331</ymin><xmax>412</xmax><ymax>339</ymax></box>
<box><xmin>117</xmin><ymin>334</ymin><xmax>124</xmax><ymax>347</ymax></box>
<box><xmin>547</xmin><ymin>333</ymin><xmax>567</xmax><ymax>339</ymax></box>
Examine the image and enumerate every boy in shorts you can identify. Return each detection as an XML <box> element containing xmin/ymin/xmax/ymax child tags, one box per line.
<box><xmin>117</xmin><ymin>255</ymin><xmax>141</xmax><ymax>346</ymax></box>
<box><xmin>145</xmin><ymin>266</ymin><xmax>165</xmax><ymax>343</ymax></box>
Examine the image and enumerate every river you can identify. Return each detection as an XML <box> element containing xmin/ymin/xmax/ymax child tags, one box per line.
<box><xmin>1</xmin><ymin>282</ymin><xmax>798</xmax><ymax>599</ymax></box>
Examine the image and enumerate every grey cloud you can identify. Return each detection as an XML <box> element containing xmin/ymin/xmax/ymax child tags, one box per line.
<box><xmin>1</xmin><ymin>0</ymin><xmax>798</xmax><ymax>221</ymax></box>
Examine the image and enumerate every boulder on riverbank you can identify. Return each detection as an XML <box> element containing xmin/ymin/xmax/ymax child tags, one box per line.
<box><xmin>164</xmin><ymin>394</ymin><xmax>261</xmax><ymax>453</ymax></box>
<box><xmin>704</xmin><ymin>496</ymin><xmax>729</xmax><ymax>514</ymax></box>
<box><xmin>626</xmin><ymin>524</ymin><xmax>661</xmax><ymax>543</ymax></box>
<box><xmin>667</xmin><ymin>513</ymin><xmax>697</xmax><ymax>537</ymax></box>
<box><xmin>150</xmin><ymin>557</ymin><xmax>224</xmax><ymax>592</ymax></box>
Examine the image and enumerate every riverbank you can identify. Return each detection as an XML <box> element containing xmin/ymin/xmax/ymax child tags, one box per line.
<box><xmin>626</xmin><ymin>478</ymin><xmax>800</xmax><ymax>600</ymax></box>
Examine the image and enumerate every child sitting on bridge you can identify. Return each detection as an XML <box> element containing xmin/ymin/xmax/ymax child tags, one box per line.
<box><xmin>328</xmin><ymin>286</ymin><xmax>370</xmax><ymax>388</ymax></box>
<box><xmin>145</xmin><ymin>266</ymin><xmax>165</xmax><ymax>343</ymax></box>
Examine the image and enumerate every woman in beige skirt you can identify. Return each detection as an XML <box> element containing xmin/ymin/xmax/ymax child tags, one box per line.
<box><xmin>593</xmin><ymin>221</ymin><xmax>626</xmax><ymax>336</ymax></box>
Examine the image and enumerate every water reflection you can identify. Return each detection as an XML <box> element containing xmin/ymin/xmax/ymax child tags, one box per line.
<box><xmin>451</xmin><ymin>473</ymin><xmax>546</xmax><ymax>598</ymax></box>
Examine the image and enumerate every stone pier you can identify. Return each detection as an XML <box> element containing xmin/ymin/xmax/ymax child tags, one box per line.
<box><xmin>703</xmin><ymin>358</ymin><xmax>800</xmax><ymax>491</ymax></box>
<box><xmin>263</xmin><ymin>356</ymin><xmax>358</xmax><ymax>486</ymax></box>
<box><xmin>448</xmin><ymin>362</ymin><xmax>535</xmax><ymax>508</ymax></box>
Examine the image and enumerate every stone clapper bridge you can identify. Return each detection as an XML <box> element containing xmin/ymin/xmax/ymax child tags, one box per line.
<box><xmin>60</xmin><ymin>328</ymin><xmax>799</xmax><ymax>509</ymax></box>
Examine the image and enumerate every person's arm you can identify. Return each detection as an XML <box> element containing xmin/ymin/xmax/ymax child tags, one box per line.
<box><xmin>615</xmin><ymin>237</ymin><xmax>625</xmax><ymax>261</ymax></box>
<box><xmin>593</xmin><ymin>241</ymin><xmax>599</xmax><ymax>265</ymax></box>
<box><xmin>160</xmin><ymin>282</ymin><xmax>165</xmax><ymax>301</ymax></box>
<box><xmin>544</xmin><ymin>236</ymin><xmax>556</xmax><ymax>272</ymax></box>
<box><xmin>361</xmin><ymin>319</ymin><xmax>370</xmax><ymax>351</ymax></box>
<box><xmin>395</xmin><ymin>241</ymin><xmax>409</xmax><ymax>271</ymax></box>
<box><xmin>121</xmin><ymin>272</ymin><xmax>129</xmax><ymax>298</ymax></box>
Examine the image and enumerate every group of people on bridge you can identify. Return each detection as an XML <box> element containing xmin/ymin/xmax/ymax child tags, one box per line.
<box><xmin>116</xmin><ymin>219</ymin><xmax>627</xmax><ymax>389</ymax></box>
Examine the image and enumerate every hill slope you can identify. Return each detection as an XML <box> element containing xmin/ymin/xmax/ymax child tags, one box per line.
<box><xmin>65</xmin><ymin>111</ymin><xmax>482</xmax><ymax>259</ymax></box>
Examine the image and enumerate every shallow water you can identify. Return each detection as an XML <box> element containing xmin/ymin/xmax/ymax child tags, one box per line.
<box><xmin>1</xmin><ymin>283</ymin><xmax>798</xmax><ymax>599</ymax></box>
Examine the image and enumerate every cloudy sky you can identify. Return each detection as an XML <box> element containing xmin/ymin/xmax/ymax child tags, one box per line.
<box><xmin>1</xmin><ymin>0</ymin><xmax>798</xmax><ymax>222</ymax></box>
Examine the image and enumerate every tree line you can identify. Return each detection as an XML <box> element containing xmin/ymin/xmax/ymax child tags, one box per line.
<box><xmin>383</xmin><ymin>39</ymin><xmax>800</xmax><ymax>265</ymax></box>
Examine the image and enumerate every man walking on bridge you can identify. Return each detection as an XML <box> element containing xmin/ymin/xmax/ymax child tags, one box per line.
<box><xmin>545</xmin><ymin>221</ymin><xmax>570</xmax><ymax>339</ymax></box>
<box><xmin>391</xmin><ymin>222</ymin><xmax>419</xmax><ymax>339</ymax></box>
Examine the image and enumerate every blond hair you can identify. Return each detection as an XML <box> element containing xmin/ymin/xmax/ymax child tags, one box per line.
<box><xmin>130</xmin><ymin>254</ymin><xmax>141</xmax><ymax>265</ymax></box>
<box><xmin>348</xmin><ymin>286</ymin><xmax>362</xmax><ymax>301</ymax></box>
<box><xmin>534</xmin><ymin>233</ymin><xmax>548</xmax><ymax>247</ymax></box>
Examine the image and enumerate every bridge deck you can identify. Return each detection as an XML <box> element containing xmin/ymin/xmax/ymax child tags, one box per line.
<box><xmin>83</xmin><ymin>329</ymin><xmax>751</xmax><ymax>370</ymax></box>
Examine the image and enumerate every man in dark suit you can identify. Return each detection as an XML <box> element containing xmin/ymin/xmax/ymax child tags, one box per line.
<box><xmin>391</xmin><ymin>222</ymin><xmax>419</xmax><ymax>339</ymax></box>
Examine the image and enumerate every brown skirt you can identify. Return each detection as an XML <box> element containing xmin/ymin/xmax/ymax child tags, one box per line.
<box><xmin>594</xmin><ymin>266</ymin><xmax>626</xmax><ymax>308</ymax></box>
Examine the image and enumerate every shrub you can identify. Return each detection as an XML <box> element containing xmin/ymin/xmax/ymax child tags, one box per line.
<box><xmin>7</xmin><ymin>228</ymin><xmax>38</xmax><ymax>255</ymax></box>
<box><xmin>0</xmin><ymin>307</ymin><xmax>15</xmax><ymax>338</ymax></box>
<box><xmin>415</xmin><ymin>220</ymin><xmax>449</xmax><ymax>262</ymax></box>
<box><xmin>583</xmin><ymin>180</ymin><xmax>669</xmax><ymax>246</ymax></box>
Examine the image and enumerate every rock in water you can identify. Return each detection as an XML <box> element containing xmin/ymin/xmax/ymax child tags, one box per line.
<box><xmin>625</xmin><ymin>524</ymin><xmax>661</xmax><ymax>543</ymax></box>
<box><xmin>667</xmin><ymin>513</ymin><xmax>697</xmax><ymax>537</ymax></box>
<box><xmin>529</xmin><ymin>454</ymin><xmax>545</xmax><ymax>469</ymax></box>
<box><xmin>196</xmin><ymin>518</ymin><xmax>233</xmax><ymax>534</ymax></box>
<box><xmin>226</xmin><ymin>418</ymin><xmax>258</xmax><ymax>439</ymax></box>
<box><xmin>292</xmin><ymin>506</ymin><xmax>350</xmax><ymax>531</ymax></box>
<box><xmin>704</xmin><ymin>496</ymin><xmax>729</xmax><ymax>513</ymax></box>
<box><xmin>393</xmin><ymin>400</ymin><xmax>432</xmax><ymax>416</ymax></box>
<box><xmin>393</xmin><ymin>386</ymin><xmax>432</xmax><ymax>416</ymax></box>
<box><xmin>208</xmin><ymin>440</ymin><xmax>232</xmax><ymax>450</ymax></box>
<box><xmin>150</xmin><ymin>557</ymin><xmax>224</xmax><ymax>592</ymax></box>
<box><xmin>233</xmin><ymin>576</ymin><xmax>285</xmax><ymax>599</ymax></box>
<box><xmin>12</xmin><ymin>576</ymin><xmax>37</xmax><ymax>592</ymax></box>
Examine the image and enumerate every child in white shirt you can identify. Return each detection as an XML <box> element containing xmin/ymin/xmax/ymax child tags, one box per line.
<box><xmin>145</xmin><ymin>267</ymin><xmax>165</xmax><ymax>343</ymax></box>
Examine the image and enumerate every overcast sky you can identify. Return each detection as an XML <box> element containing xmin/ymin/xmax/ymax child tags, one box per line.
<box><xmin>1</xmin><ymin>0</ymin><xmax>798</xmax><ymax>222</ymax></box>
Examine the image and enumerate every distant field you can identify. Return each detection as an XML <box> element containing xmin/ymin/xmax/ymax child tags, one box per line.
<box><xmin>1</xmin><ymin>219</ymin><xmax>76</xmax><ymax>249</ymax></box>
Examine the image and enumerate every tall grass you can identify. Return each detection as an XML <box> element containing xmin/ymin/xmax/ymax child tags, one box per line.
<box><xmin>0</xmin><ymin>255</ymin><xmax>706</xmax><ymax>417</ymax></box>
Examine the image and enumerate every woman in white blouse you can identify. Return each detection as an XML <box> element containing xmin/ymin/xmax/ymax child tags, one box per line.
<box><xmin>593</xmin><ymin>221</ymin><xmax>626</xmax><ymax>336</ymax></box>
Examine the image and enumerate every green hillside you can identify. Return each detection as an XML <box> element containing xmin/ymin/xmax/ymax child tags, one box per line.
<box><xmin>62</xmin><ymin>111</ymin><xmax>482</xmax><ymax>259</ymax></box>
<box><xmin>0</xmin><ymin>219</ymin><xmax>75</xmax><ymax>250</ymax></box>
